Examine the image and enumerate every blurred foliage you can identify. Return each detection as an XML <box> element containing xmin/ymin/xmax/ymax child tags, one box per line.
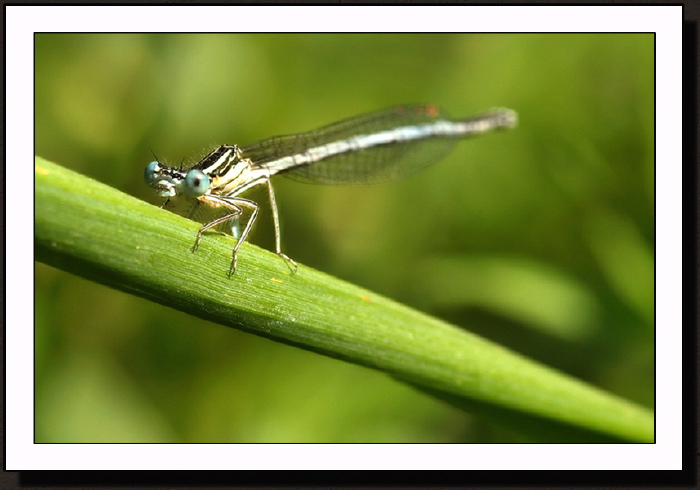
<box><xmin>35</xmin><ymin>33</ymin><xmax>653</xmax><ymax>442</ymax></box>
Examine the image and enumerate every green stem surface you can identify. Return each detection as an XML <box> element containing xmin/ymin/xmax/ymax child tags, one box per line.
<box><xmin>35</xmin><ymin>157</ymin><xmax>654</xmax><ymax>442</ymax></box>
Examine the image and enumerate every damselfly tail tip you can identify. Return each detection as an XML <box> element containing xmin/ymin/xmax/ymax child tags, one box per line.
<box><xmin>489</xmin><ymin>108</ymin><xmax>518</xmax><ymax>129</ymax></box>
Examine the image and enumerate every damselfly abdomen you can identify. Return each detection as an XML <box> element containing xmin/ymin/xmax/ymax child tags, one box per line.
<box><xmin>144</xmin><ymin>104</ymin><xmax>518</xmax><ymax>276</ymax></box>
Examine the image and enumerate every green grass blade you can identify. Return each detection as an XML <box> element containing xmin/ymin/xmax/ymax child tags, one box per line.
<box><xmin>35</xmin><ymin>156</ymin><xmax>654</xmax><ymax>442</ymax></box>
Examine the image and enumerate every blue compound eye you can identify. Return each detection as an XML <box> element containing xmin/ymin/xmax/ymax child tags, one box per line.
<box><xmin>144</xmin><ymin>161</ymin><xmax>160</xmax><ymax>186</ymax></box>
<box><xmin>183</xmin><ymin>169</ymin><xmax>210</xmax><ymax>197</ymax></box>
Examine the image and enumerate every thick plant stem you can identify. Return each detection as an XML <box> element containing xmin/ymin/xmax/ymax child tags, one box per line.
<box><xmin>35</xmin><ymin>156</ymin><xmax>654</xmax><ymax>443</ymax></box>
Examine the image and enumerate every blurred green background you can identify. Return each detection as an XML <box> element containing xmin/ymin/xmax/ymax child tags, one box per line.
<box><xmin>35</xmin><ymin>33</ymin><xmax>654</xmax><ymax>443</ymax></box>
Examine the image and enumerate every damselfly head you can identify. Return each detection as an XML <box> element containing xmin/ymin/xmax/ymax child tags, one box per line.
<box><xmin>144</xmin><ymin>160</ymin><xmax>211</xmax><ymax>199</ymax></box>
<box><xmin>144</xmin><ymin>160</ymin><xmax>175</xmax><ymax>197</ymax></box>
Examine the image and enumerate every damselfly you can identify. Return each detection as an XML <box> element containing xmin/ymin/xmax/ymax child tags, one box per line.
<box><xmin>144</xmin><ymin>104</ymin><xmax>517</xmax><ymax>276</ymax></box>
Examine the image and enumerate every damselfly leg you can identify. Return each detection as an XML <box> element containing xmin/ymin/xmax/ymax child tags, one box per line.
<box><xmin>189</xmin><ymin>178</ymin><xmax>296</xmax><ymax>276</ymax></box>
<box><xmin>265</xmin><ymin>178</ymin><xmax>298</xmax><ymax>274</ymax></box>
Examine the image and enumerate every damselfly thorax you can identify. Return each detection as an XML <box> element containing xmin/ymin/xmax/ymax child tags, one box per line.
<box><xmin>145</xmin><ymin>104</ymin><xmax>518</xmax><ymax>276</ymax></box>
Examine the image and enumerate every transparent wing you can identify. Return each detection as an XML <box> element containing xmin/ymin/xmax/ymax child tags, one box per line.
<box><xmin>240</xmin><ymin>104</ymin><xmax>460</xmax><ymax>186</ymax></box>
